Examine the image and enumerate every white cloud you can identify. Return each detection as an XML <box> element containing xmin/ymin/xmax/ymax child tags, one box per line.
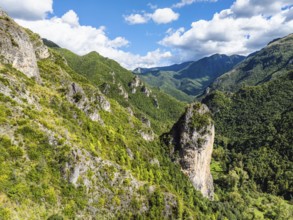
<box><xmin>61</xmin><ymin>10</ymin><xmax>79</xmax><ymax>27</ymax></box>
<box><xmin>16</xmin><ymin>10</ymin><xmax>173</xmax><ymax>69</ymax></box>
<box><xmin>124</xmin><ymin>8</ymin><xmax>179</xmax><ymax>25</ymax></box>
<box><xmin>231</xmin><ymin>0</ymin><xmax>293</xmax><ymax>18</ymax></box>
<box><xmin>173</xmin><ymin>0</ymin><xmax>217</xmax><ymax>9</ymax></box>
<box><xmin>0</xmin><ymin>0</ymin><xmax>53</xmax><ymax>20</ymax></box>
<box><xmin>160</xmin><ymin>0</ymin><xmax>293</xmax><ymax>62</ymax></box>
<box><xmin>152</xmin><ymin>8</ymin><xmax>179</xmax><ymax>24</ymax></box>
<box><xmin>124</xmin><ymin>13</ymin><xmax>150</xmax><ymax>25</ymax></box>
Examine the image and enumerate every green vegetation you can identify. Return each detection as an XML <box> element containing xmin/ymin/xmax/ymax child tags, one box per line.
<box><xmin>0</xmin><ymin>47</ymin><xmax>211</xmax><ymax>218</ymax></box>
<box><xmin>56</xmin><ymin>48</ymin><xmax>185</xmax><ymax>133</ymax></box>
<box><xmin>210</xmin><ymin>34</ymin><xmax>293</xmax><ymax>92</ymax></box>
<box><xmin>0</xmin><ymin>14</ymin><xmax>292</xmax><ymax>219</ymax></box>
<box><xmin>201</xmin><ymin>70</ymin><xmax>293</xmax><ymax>219</ymax></box>
<box><xmin>134</xmin><ymin>54</ymin><xmax>244</xmax><ymax>102</ymax></box>
<box><xmin>204</xmin><ymin>71</ymin><xmax>293</xmax><ymax>199</ymax></box>
<box><xmin>189</xmin><ymin>103</ymin><xmax>212</xmax><ymax>134</ymax></box>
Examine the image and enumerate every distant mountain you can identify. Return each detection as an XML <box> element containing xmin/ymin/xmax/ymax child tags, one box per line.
<box><xmin>176</xmin><ymin>54</ymin><xmax>245</xmax><ymax>79</ymax></box>
<box><xmin>209</xmin><ymin>34</ymin><xmax>293</xmax><ymax>92</ymax></box>
<box><xmin>133</xmin><ymin>54</ymin><xmax>245</xmax><ymax>102</ymax></box>
<box><xmin>133</xmin><ymin>61</ymin><xmax>193</xmax><ymax>74</ymax></box>
<box><xmin>42</xmin><ymin>38</ymin><xmax>60</xmax><ymax>48</ymax></box>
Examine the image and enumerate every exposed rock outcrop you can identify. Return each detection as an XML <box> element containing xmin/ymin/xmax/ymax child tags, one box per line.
<box><xmin>166</xmin><ymin>102</ymin><xmax>214</xmax><ymax>199</ymax></box>
<box><xmin>97</xmin><ymin>95</ymin><xmax>111</xmax><ymax>112</ymax></box>
<box><xmin>141</xmin><ymin>86</ymin><xmax>151</xmax><ymax>97</ymax></box>
<box><xmin>0</xmin><ymin>10</ymin><xmax>42</xmax><ymax>79</ymax></box>
<box><xmin>118</xmin><ymin>83</ymin><xmax>129</xmax><ymax>100</ymax></box>
<box><xmin>67</xmin><ymin>82</ymin><xmax>113</xmax><ymax>124</ymax></box>
<box><xmin>129</xmin><ymin>76</ymin><xmax>141</xmax><ymax>94</ymax></box>
<box><xmin>141</xmin><ymin>116</ymin><xmax>151</xmax><ymax>127</ymax></box>
<box><xmin>152</xmin><ymin>95</ymin><xmax>159</xmax><ymax>109</ymax></box>
<box><xmin>139</xmin><ymin>130</ymin><xmax>155</xmax><ymax>141</ymax></box>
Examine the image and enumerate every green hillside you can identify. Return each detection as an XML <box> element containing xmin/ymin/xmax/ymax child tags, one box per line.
<box><xmin>56</xmin><ymin>48</ymin><xmax>185</xmax><ymax>133</ymax></box>
<box><xmin>134</xmin><ymin>54</ymin><xmax>245</xmax><ymax>102</ymax></box>
<box><xmin>0</xmin><ymin>10</ymin><xmax>292</xmax><ymax>220</ymax></box>
<box><xmin>0</xmin><ymin>37</ymin><xmax>207</xmax><ymax>219</ymax></box>
<box><xmin>204</xmin><ymin>70</ymin><xmax>293</xmax><ymax>197</ymax></box>
<box><xmin>210</xmin><ymin>34</ymin><xmax>293</xmax><ymax>92</ymax></box>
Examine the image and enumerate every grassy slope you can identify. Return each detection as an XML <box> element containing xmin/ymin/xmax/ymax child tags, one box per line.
<box><xmin>56</xmin><ymin>48</ymin><xmax>185</xmax><ymax>134</ymax></box>
<box><xmin>0</xmin><ymin>16</ymin><xmax>291</xmax><ymax>219</ymax></box>
<box><xmin>0</xmin><ymin>49</ymin><xmax>213</xmax><ymax>219</ymax></box>
<box><xmin>210</xmin><ymin>34</ymin><xmax>293</xmax><ymax>92</ymax></box>
<box><xmin>56</xmin><ymin>46</ymin><xmax>293</xmax><ymax>219</ymax></box>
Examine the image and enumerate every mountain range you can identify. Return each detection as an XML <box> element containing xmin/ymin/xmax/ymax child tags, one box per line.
<box><xmin>133</xmin><ymin>54</ymin><xmax>245</xmax><ymax>102</ymax></box>
<box><xmin>0</xmin><ymin>9</ymin><xmax>292</xmax><ymax>219</ymax></box>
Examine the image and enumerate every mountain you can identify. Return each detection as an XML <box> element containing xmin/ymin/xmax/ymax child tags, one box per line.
<box><xmin>133</xmin><ymin>54</ymin><xmax>245</xmax><ymax>102</ymax></box>
<box><xmin>0</xmin><ymin>10</ymin><xmax>217</xmax><ymax>219</ymax></box>
<box><xmin>202</xmin><ymin>34</ymin><xmax>293</xmax><ymax>205</ymax></box>
<box><xmin>0</xmin><ymin>9</ymin><xmax>292</xmax><ymax>220</ymax></box>
<box><xmin>133</xmin><ymin>61</ymin><xmax>193</xmax><ymax>74</ymax></box>
<box><xmin>42</xmin><ymin>38</ymin><xmax>60</xmax><ymax>48</ymax></box>
<box><xmin>209</xmin><ymin>34</ymin><xmax>293</xmax><ymax>93</ymax></box>
<box><xmin>203</xmin><ymin>69</ymin><xmax>293</xmax><ymax>199</ymax></box>
<box><xmin>54</xmin><ymin>48</ymin><xmax>185</xmax><ymax>134</ymax></box>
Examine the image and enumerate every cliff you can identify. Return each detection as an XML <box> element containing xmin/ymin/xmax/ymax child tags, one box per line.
<box><xmin>166</xmin><ymin>102</ymin><xmax>214</xmax><ymax>199</ymax></box>
<box><xmin>0</xmin><ymin>10</ymin><xmax>49</xmax><ymax>80</ymax></box>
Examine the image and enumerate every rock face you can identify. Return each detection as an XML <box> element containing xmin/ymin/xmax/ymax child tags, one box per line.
<box><xmin>0</xmin><ymin>10</ymin><xmax>41</xmax><ymax>79</ymax></box>
<box><xmin>129</xmin><ymin>76</ymin><xmax>141</xmax><ymax>93</ymax></box>
<box><xmin>167</xmin><ymin>103</ymin><xmax>214</xmax><ymax>199</ymax></box>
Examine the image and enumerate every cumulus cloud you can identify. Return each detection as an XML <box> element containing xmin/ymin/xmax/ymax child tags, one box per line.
<box><xmin>124</xmin><ymin>8</ymin><xmax>179</xmax><ymax>25</ymax></box>
<box><xmin>160</xmin><ymin>0</ymin><xmax>293</xmax><ymax>61</ymax></box>
<box><xmin>152</xmin><ymin>8</ymin><xmax>179</xmax><ymax>24</ymax></box>
<box><xmin>61</xmin><ymin>10</ymin><xmax>79</xmax><ymax>27</ymax></box>
<box><xmin>16</xmin><ymin>10</ymin><xmax>172</xmax><ymax>69</ymax></box>
<box><xmin>173</xmin><ymin>0</ymin><xmax>217</xmax><ymax>8</ymax></box>
<box><xmin>231</xmin><ymin>0</ymin><xmax>293</xmax><ymax>18</ymax></box>
<box><xmin>0</xmin><ymin>0</ymin><xmax>53</xmax><ymax>20</ymax></box>
<box><xmin>124</xmin><ymin>13</ymin><xmax>150</xmax><ymax>25</ymax></box>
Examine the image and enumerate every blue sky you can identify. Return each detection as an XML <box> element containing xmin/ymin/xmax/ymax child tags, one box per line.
<box><xmin>0</xmin><ymin>0</ymin><xmax>292</xmax><ymax>69</ymax></box>
<box><xmin>52</xmin><ymin>0</ymin><xmax>234</xmax><ymax>54</ymax></box>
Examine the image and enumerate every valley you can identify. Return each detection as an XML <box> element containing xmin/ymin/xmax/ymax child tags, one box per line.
<box><xmin>0</xmin><ymin>7</ymin><xmax>292</xmax><ymax>220</ymax></box>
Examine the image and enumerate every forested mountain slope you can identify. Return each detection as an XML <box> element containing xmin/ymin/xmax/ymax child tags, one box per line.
<box><xmin>133</xmin><ymin>54</ymin><xmax>245</xmax><ymax>102</ymax></box>
<box><xmin>0</xmin><ymin>10</ymin><xmax>211</xmax><ymax>219</ymax></box>
<box><xmin>209</xmin><ymin>34</ymin><xmax>293</xmax><ymax>92</ymax></box>
<box><xmin>0</xmin><ymin>9</ymin><xmax>292</xmax><ymax>220</ymax></box>
<box><xmin>55</xmin><ymin>48</ymin><xmax>185</xmax><ymax>134</ymax></box>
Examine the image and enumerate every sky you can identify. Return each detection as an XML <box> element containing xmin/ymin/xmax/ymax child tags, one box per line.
<box><xmin>0</xmin><ymin>0</ymin><xmax>292</xmax><ymax>70</ymax></box>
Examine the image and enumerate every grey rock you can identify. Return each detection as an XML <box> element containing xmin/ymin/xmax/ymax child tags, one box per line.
<box><xmin>153</xmin><ymin>96</ymin><xmax>159</xmax><ymax>109</ymax></box>
<box><xmin>150</xmin><ymin>158</ymin><xmax>160</xmax><ymax>167</ymax></box>
<box><xmin>168</xmin><ymin>103</ymin><xmax>214</xmax><ymax>199</ymax></box>
<box><xmin>139</xmin><ymin>130</ymin><xmax>154</xmax><ymax>141</ymax></box>
<box><xmin>118</xmin><ymin>83</ymin><xmax>128</xmax><ymax>100</ymax></box>
<box><xmin>102</xmin><ymin>83</ymin><xmax>110</xmax><ymax>94</ymax></box>
<box><xmin>141</xmin><ymin>116</ymin><xmax>151</xmax><ymax>127</ymax></box>
<box><xmin>126</xmin><ymin>148</ymin><xmax>134</xmax><ymax>160</ymax></box>
<box><xmin>97</xmin><ymin>95</ymin><xmax>111</xmax><ymax>112</ymax></box>
<box><xmin>141</xmin><ymin>86</ymin><xmax>151</xmax><ymax>97</ymax></box>
<box><xmin>89</xmin><ymin>109</ymin><xmax>104</xmax><ymax>124</ymax></box>
<box><xmin>129</xmin><ymin>76</ymin><xmax>141</xmax><ymax>93</ymax></box>
<box><xmin>0</xmin><ymin>11</ymin><xmax>40</xmax><ymax>80</ymax></box>
<box><xmin>126</xmin><ymin>107</ymin><xmax>133</xmax><ymax>116</ymax></box>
